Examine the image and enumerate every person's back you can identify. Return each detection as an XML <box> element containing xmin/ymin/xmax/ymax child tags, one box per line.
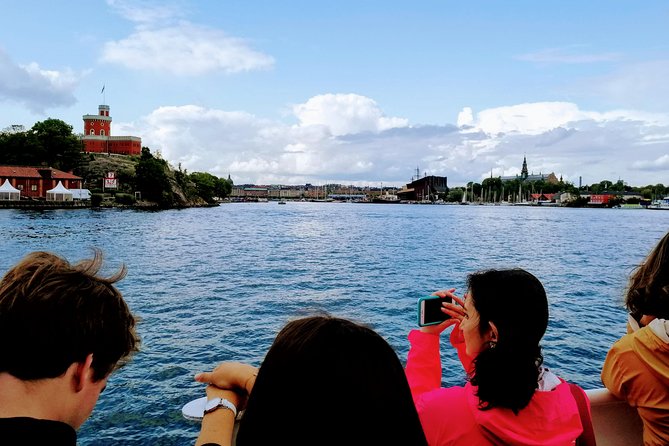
<box><xmin>405</xmin><ymin>269</ymin><xmax>585</xmax><ymax>446</ymax></box>
<box><xmin>195</xmin><ymin>316</ymin><xmax>428</xmax><ymax>446</ymax></box>
<box><xmin>602</xmin><ymin>231</ymin><xmax>669</xmax><ymax>446</ymax></box>
<box><xmin>602</xmin><ymin>320</ymin><xmax>669</xmax><ymax>446</ymax></box>
<box><xmin>0</xmin><ymin>251</ymin><xmax>139</xmax><ymax>445</ymax></box>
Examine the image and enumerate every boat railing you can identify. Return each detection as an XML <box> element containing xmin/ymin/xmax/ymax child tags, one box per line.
<box><xmin>586</xmin><ymin>388</ymin><xmax>643</xmax><ymax>446</ymax></box>
<box><xmin>185</xmin><ymin>388</ymin><xmax>644</xmax><ymax>445</ymax></box>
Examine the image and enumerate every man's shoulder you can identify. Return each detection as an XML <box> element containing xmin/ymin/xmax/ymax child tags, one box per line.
<box><xmin>0</xmin><ymin>417</ymin><xmax>77</xmax><ymax>445</ymax></box>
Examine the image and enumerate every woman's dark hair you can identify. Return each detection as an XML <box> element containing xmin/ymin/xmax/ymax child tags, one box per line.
<box><xmin>626</xmin><ymin>231</ymin><xmax>669</xmax><ymax>321</ymax></box>
<box><xmin>236</xmin><ymin>315</ymin><xmax>427</xmax><ymax>446</ymax></box>
<box><xmin>468</xmin><ymin>269</ymin><xmax>548</xmax><ymax>413</ymax></box>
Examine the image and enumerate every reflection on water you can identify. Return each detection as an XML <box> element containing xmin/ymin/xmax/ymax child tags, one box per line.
<box><xmin>1</xmin><ymin>204</ymin><xmax>668</xmax><ymax>445</ymax></box>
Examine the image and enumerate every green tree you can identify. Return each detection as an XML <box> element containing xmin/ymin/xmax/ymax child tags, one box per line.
<box><xmin>135</xmin><ymin>147</ymin><xmax>171</xmax><ymax>205</ymax></box>
<box><xmin>0</xmin><ymin>131</ymin><xmax>38</xmax><ymax>166</ymax></box>
<box><xmin>215</xmin><ymin>177</ymin><xmax>232</xmax><ymax>199</ymax></box>
<box><xmin>447</xmin><ymin>188</ymin><xmax>464</xmax><ymax>202</ymax></box>
<box><xmin>30</xmin><ymin>119</ymin><xmax>83</xmax><ymax>172</ymax></box>
<box><xmin>189</xmin><ymin>172</ymin><xmax>219</xmax><ymax>203</ymax></box>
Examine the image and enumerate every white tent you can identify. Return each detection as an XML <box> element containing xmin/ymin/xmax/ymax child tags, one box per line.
<box><xmin>69</xmin><ymin>189</ymin><xmax>91</xmax><ymax>200</ymax></box>
<box><xmin>0</xmin><ymin>179</ymin><xmax>20</xmax><ymax>201</ymax></box>
<box><xmin>46</xmin><ymin>181</ymin><xmax>73</xmax><ymax>202</ymax></box>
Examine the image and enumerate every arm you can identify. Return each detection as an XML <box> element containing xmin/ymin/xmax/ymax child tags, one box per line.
<box><xmin>406</xmin><ymin>288</ymin><xmax>464</xmax><ymax>399</ymax></box>
<box><xmin>195</xmin><ymin>362</ymin><xmax>258</xmax><ymax>394</ymax></box>
<box><xmin>194</xmin><ymin>362</ymin><xmax>258</xmax><ymax>446</ymax></box>
<box><xmin>406</xmin><ymin>329</ymin><xmax>443</xmax><ymax>399</ymax></box>
<box><xmin>450</xmin><ymin>325</ymin><xmax>474</xmax><ymax>375</ymax></box>
<box><xmin>195</xmin><ymin>387</ymin><xmax>241</xmax><ymax>446</ymax></box>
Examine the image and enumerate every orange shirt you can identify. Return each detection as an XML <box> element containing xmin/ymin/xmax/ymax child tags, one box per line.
<box><xmin>602</xmin><ymin>326</ymin><xmax>669</xmax><ymax>446</ymax></box>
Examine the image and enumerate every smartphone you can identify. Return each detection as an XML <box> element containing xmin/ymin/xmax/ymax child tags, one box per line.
<box><xmin>417</xmin><ymin>295</ymin><xmax>452</xmax><ymax>326</ymax></box>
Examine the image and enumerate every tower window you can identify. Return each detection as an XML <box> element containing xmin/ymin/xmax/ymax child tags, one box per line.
<box><xmin>100</xmin><ymin>130</ymin><xmax>105</xmax><ymax>136</ymax></box>
<box><xmin>90</xmin><ymin>129</ymin><xmax>95</xmax><ymax>135</ymax></box>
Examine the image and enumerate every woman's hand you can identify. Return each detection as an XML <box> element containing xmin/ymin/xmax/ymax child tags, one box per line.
<box><xmin>195</xmin><ymin>361</ymin><xmax>259</xmax><ymax>394</ymax></box>
<box><xmin>420</xmin><ymin>288</ymin><xmax>466</xmax><ymax>335</ymax></box>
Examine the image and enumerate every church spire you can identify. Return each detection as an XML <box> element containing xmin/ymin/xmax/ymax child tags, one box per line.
<box><xmin>521</xmin><ymin>155</ymin><xmax>528</xmax><ymax>180</ymax></box>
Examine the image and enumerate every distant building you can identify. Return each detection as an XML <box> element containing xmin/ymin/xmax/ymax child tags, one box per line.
<box><xmin>397</xmin><ymin>175</ymin><xmax>448</xmax><ymax>201</ymax></box>
<box><xmin>501</xmin><ymin>156</ymin><xmax>558</xmax><ymax>184</ymax></box>
<box><xmin>81</xmin><ymin>105</ymin><xmax>141</xmax><ymax>156</ymax></box>
<box><xmin>0</xmin><ymin>166</ymin><xmax>83</xmax><ymax>199</ymax></box>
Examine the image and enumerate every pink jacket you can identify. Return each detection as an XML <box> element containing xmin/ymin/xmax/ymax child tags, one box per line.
<box><xmin>406</xmin><ymin>329</ymin><xmax>584</xmax><ymax>446</ymax></box>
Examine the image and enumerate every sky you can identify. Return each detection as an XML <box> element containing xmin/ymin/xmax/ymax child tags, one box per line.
<box><xmin>0</xmin><ymin>0</ymin><xmax>668</xmax><ymax>187</ymax></box>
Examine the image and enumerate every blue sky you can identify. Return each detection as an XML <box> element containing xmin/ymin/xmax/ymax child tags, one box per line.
<box><xmin>1</xmin><ymin>0</ymin><xmax>668</xmax><ymax>187</ymax></box>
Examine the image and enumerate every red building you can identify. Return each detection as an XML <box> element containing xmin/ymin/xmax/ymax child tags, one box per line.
<box><xmin>0</xmin><ymin>166</ymin><xmax>83</xmax><ymax>199</ymax></box>
<box><xmin>81</xmin><ymin>104</ymin><xmax>141</xmax><ymax>155</ymax></box>
<box><xmin>590</xmin><ymin>194</ymin><xmax>614</xmax><ymax>205</ymax></box>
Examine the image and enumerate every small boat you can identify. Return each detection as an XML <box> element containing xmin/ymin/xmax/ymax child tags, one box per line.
<box><xmin>648</xmin><ymin>196</ymin><xmax>669</xmax><ymax>210</ymax></box>
<box><xmin>372</xmin><ymin>191</ymin><xmax>401</xmax><ymax>203</ymax></box>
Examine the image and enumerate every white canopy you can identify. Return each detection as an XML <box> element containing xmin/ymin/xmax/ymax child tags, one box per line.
<box><xmin>69</xmin><ymin>189</ymin><xmax>91</xmax><ymax>200</ymax></box>
<box><xmin>46</xmin><ymin>181</ymin><xmax>73</xmax><ymax>201</ymax></box>
<box><xmin>0</xmin><ymin>179</ymin><xmax>20</xmax><ymax>200</ymax></box>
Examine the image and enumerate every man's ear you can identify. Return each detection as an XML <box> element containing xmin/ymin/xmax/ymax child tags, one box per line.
<box><xmin>72</xmin><ymin>353</ymin><xmax>95</xmax><ymax>393</ymax></box>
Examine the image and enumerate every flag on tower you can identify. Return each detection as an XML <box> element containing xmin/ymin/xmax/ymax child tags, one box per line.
<box><xmin>101</xmin><ymin>85</ymin><xmax>105</xmax><ymax>94</ymax></box>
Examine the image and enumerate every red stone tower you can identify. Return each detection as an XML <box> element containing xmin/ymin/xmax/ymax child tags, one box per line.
<box><xmin>83</xmin><ymin>105</ymin><xmax>111</xmax><ymax>137</ymax></box>
<box><xmin>81</xmin><ymin>104</ymin><xmax>141</xmax><ymax>155</ymax></box>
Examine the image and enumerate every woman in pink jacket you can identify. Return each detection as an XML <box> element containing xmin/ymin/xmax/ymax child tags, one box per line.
<box><xmin>406</xmin><ymin>268</ymin><xmax>588</xmax><ymax>446</ymax></box>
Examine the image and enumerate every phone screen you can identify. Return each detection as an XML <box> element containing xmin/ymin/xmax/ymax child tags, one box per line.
<box><xmin>418</xmin><ymin>296</ymin><xmax>452</xmax><ymax>326</ymax></box>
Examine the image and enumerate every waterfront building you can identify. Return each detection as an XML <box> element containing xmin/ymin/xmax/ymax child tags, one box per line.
<box><xmin>397</xmin><ymin>175</ymin><xmax>448</xmax><ymax>202</ymax></box>
<box><xmin>81</xmin><ymin>104</ymin><xmax>141</xmax><ymax>156</ymax></box>
<box><xmin>500</xmin><ymin>156</ymin><xmax>558</xmax><ymax>184</ymax></box>
<box><xmin>0</xmin><ymin>166</ymin><xmax>82</xmax><ymax>199</ymax></box>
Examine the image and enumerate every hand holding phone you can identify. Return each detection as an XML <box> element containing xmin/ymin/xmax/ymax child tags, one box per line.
<box><xmin>417</xmin><ymin>295</ymin><xmax>453</xmax><ymax>327</ymax></box>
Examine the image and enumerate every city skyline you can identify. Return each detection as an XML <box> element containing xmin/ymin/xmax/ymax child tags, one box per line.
<box><xmin>0</xmin><ymin>0</ymin><xmax>667</xmax><ymax>187</ymax></box>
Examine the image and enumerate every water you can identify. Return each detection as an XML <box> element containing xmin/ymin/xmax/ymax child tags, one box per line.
<box><xmin>1</xmin><ymin>203</ymin><xmax>667</xmax><ymax>445</ymax></box>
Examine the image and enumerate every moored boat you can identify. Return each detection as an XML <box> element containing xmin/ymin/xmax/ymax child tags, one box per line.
<box><xmin>648</xmin><ymin>196</ymin><xmax>669</xmax><ymax>210</ymax></box>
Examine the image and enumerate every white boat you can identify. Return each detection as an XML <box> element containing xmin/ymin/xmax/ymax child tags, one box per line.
<box><xmin>648</xmin><ymin>196</ymin><xmax>669</xmax><ymax>210</ymax></box>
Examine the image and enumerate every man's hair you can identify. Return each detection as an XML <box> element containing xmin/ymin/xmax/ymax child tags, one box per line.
<box><xmin>0</xmin><ymin>250</ymin><xmax>139</xmax><ymax>381</ymax></box>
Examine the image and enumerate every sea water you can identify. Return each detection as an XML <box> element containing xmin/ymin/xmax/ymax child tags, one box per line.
<box><xmin>1</xmin><ymin>203</ymin><xmax>667</xmax><ymax>445</ymax></box>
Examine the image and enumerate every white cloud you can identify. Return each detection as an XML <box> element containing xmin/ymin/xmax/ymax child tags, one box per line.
<box><xmin>106</xmin><ymin>0</ymin><xmax>184</xmax><ymax>25</ymax></box>
<box><xmin>115</xmin><ymin>98</ymin><xmax>669</xmax><ymax>187</ymax></box>
<box><xmin>516</xmin><ymin>46</ymin><xmax>621</xmax><ymax>64</ymax></box>
<box><xmin>101</xmin><ymin>22</ymin><xmax>274</xmax><ymax>75</ymax></box>
<box><xmin>292</xmin><ymin>93</ymin><xmax>409</xmax><ymax>136</ymax></box>
<box><xmin>0</xmin><ymin>49</ymin><xmax>80</xmax><ymax>113</ymax></box>
<box><xmin>457</xmin><ymin>107</ymin><xmax>474</xmax><ymax>127</ymax></box>
<box><xmin>584</xmin><ymin>60</ymin><xmax>669</xmax><ymax>112</ymax></box>
<box><xmin>632</xmin><ymin>154</ymin><xmax>669</xmax><ymax>171</ymax></box>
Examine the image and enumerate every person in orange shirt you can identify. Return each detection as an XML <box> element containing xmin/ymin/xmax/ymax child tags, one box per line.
<box><xmin>602</xmin><ymin>231</ymin><xmax>669</xmax><ymax>446</ymax></box>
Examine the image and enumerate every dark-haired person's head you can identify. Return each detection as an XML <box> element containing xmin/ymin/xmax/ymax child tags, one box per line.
<box><xmin>0</xmin><ymin>250</ymin><xmax>139</xmax><ymax>428</ymax></box>
<box><xmin>236</xmin><ymin>316</ymin><xmax>427</xmax><ymax>446</ymax></box>
<box><xmin>466</xmin><ymin>268</ymin><xmax>548</xmax><ymax>413</ymax></box>
<box><xmin>626</xmin><ymin>231</ymin><xmax>669</xmax><ymax>323</ymax></box>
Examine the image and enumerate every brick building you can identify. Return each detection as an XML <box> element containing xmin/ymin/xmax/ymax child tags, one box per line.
<box><xmin>81</xmin><ymin>105</ymin><xmax>141</xmax><ymax>155</ymax></box>
<box><xmin>0</xmin><ymin>166</ymin><xmax>83</xmax><ymax>199</ymax></box>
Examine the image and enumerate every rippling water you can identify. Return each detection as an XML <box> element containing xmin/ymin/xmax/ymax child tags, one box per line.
<box><xmin>1</xmin><ymin>203</ymin><xmax>668</xmax><ymax>445</ymax></box>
